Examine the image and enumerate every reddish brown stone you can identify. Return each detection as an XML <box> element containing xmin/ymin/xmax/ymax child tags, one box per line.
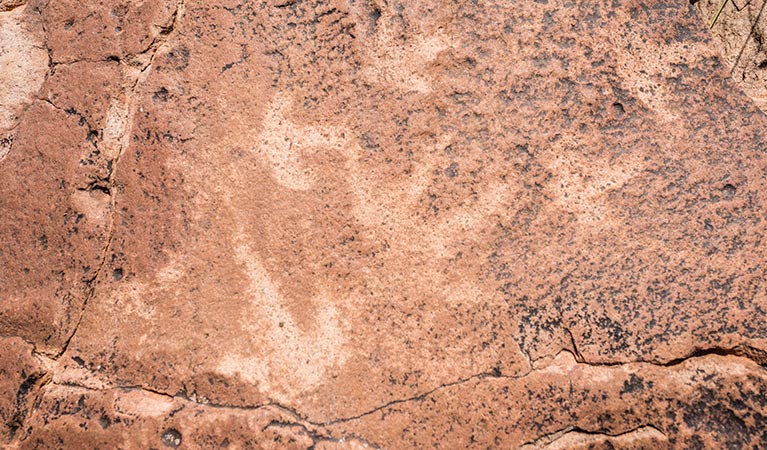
<box><xmin>0</xmin><ymin>58</ymin><xmax>123</xmax><ymax>353</ymax></box>
<box><xmin>16</xmin><ymin>384</ymin><xmax>371</xmax><ymax>449</ymax></box>
<box><xmin>328</xmin><ymin>352</ymin><xmax>767</xmax><ymax>448</ymax></box>
<box><xmin>2</xmin><ymin>0</ymin><xmax>767</xmax><ymax>448</ymax></box>
<box><xmin>35</xmin><ymin>0</ymin><xmax>178</xmax><ymax>64</ymax></box>
<box><xmin>0</xmin><ymin>338</ymin><xmax>48</xmax><ymax>445</ymax></box>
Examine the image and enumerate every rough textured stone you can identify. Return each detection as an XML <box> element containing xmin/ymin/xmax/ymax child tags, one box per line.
<box><xmin>16</xmin><ymin>384</ymin><xmax>373</xmax><ymax>450</ymax></box>
<box><xmin>696</xmin><ymin>0</ymin><xmax>767</xmax><ymax>111</ymax></box>
<box><xmin>0</xmin><ymin>338</ymin><xmax>48</xmax><ymax>445</ymax></box>
<box><xmin>2</xmin><ymin>0</ymin><xmax>767</xmax><ymax>448</ymax></box>
<box><xmin>328</xmin><ymin>353</ymin><xmax>767</xmax><ymax>449</ymax></box>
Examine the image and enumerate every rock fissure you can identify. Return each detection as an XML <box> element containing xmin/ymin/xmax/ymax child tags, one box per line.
<box><xmin>51</xmin><ymin>0</ymin><xmax>186</xmax><ymax>362</ymax></box>
<box><xmin>50</xmin><ymin>346</ymin><xmax>766</xmax><ymax>426</ymax></box>
<box><xmin>315</xmin><ymin>346</ymin><xmax>767</xmax><ymax>427</ymax></box>
<box><xmin>262</xmin><ymin>419</ymin><xmax>384</xmax><ymax>450</ymax></box>
<box><xmin>48</xmin><ymin>380</ymin><xmax>273</xmax><ymax>412</ymax></box>
<box><xmin>561</xmin><ymin>344</ymin><xmax>767</xmax><ymax>368</ymax></box>
<box><xmin>518</xmin><ymin>424</ymin><xmax>668</xmax><ymax>449</ymax></box>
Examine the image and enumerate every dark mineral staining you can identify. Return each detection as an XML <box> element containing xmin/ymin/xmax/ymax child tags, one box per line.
<box><xmin>721</xmin><ymin>184</ymin><xmax>736</xmax><ymax>200</ymax></box>
<box><xmin>86</xmin><ymin>130</ymin><xmax>99</xmax><ymax>142</ymax></box>
<box><xmin>161</xmin><ymin>428</ymin><xmax>182</xmax><ymax>448</ymax></box>
<box><xmin>370</xmin><ymin>7</ymin><xmax>381</xmax><ymax>32</ymax></box>
<box><xmin>153</xmin><ymin>87</ymin><xmax>170</xmax><ymax>103</ymax></box>
<box><xmin>9</xmin><ymin>373</ymin><xmax>43</xmax><ymax>438</ymax></box>
<box><xmin>620</xmin><ymin>374</ymin><xmax>645</xmax><ymax>394</ymax></box>
<box><xmin>72</xmin><ymin>356</ymin><xmax>86</xmax><ymax>367</ymax></box>
<box><xmin>445</xmin><ymin>162</ymin><xmax>459</xmax><ymax>178</ymax></box>
<box><xmin>163</xmin><ymin>46</ymin><xmax>190</xmax><ymax>71</ymax></box>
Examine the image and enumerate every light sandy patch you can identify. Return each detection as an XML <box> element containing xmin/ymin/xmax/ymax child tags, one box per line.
<box><xmin>216</xmin><ymin>229</ymin><xmax>348</xmax><ymax>403</ymax></box>
<box><xmin>0</xmin><ymin>7</ymin><xmax>47</xmax><ymax>160</ymax></box>
<box><xmin>111</xmin><ymin>282</ymin><xmax>156</xmax><ymax>320</ymax></box>
<box><xmin>113</xmin><ymin>389</ymin><xmax>176</xmax><ymax>417</ymax></box>
<box><xmin>70</xmin><ymin>189</ymin><xmax>111</xmax><ymax>226</ymax></box>
<box><xmin>102</xmin><ymin>97</ymin><xmax>131</xmax><ymax>159</ymax></box>
<box><xmin>257</xmin><ymin>93</ymin><xmax>347</xmax><ymax>190</ymax></box>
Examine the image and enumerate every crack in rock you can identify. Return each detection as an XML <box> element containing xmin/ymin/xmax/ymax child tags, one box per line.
<box><xmin>316</xmin><ymin>345</ymin><xmax>767</xmax><ymax>427</ymax></box>
<box><xmin>9</xmin><ymin>343</ymin><xmax>767</xmax><ymax>448</ymax></box>
<box><xmin>0</xmin><ymin>0</ymin><xmax>25</xmax><ymax>13</ymax></box>
<box><xmin>518</xmin><ymin>425</ymin><xmax>668</xmax><ymax>450</ymax></box>
<box><xmin>52</xmin><ymin>0</ymin><xmax>186</xmax><ymax>362</ymax></box>
<box><xmin>47</xmin><ymin>346</ymin><xmax>767</xmax><ymax>425</ymax></box>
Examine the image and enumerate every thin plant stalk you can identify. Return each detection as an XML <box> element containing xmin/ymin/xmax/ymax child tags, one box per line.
<box><xmin>710</xmin><ymin>0</ymin><xmax>730</xmax><ymax>29</ymax></box>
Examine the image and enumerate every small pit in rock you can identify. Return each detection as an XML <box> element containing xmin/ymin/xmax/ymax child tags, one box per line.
<box><xmin>721</xmin><ymin>183</ymin><xmax>737</xmax><ymax>199</ymax></box>
<box><xmin>161</xmin><ymin>428</ymin><xmax>182</xmax><ymax>448</ymax></box>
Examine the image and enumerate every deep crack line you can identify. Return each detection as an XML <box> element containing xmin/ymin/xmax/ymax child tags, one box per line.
<box><xmin>315</xmin><ymin>370</ymin><xmax>501</xmax><ymax>427</ymax></box>
<box><xmin>50</xmin><ymin>381</ymin><xmax>274</xmax><ymax>412</ymax></box>
<box><xmin>44</xmin><ymin>382</ymin><xmax>382</xmax><ymax>449</ymax></box>
<box><xmin>517</xmin><ymin>424</ymin><xmax>668</xmax><ymax>449</ymax></box>
<box><xmin>311</xmin><ymin>346</ymin><xmax>767</xmax><ymax>427</ymax></box>
<box><xmin>53</xmin><ymin>0</ymin><xmax>186</xmax><ymax>361</ymax></box>
<box><xmin>49</xmin><ymin>346</ymin><xmax>767</xmax><ymax>425</ymax></box>
<box><xmin>22</xmin><ymin>348</ymin><xmax>767</xmax><ymax>450</ymax></box>
<box><xmin>556</xmin><ymin>344</ymin><xmax>767</xmax><ymax>368</ymax></box>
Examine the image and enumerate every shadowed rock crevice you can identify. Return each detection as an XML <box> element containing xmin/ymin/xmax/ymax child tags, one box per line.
<box><xmin>31</xmin><ymin>347</ymin><xmax>767</xmax><ymax>423</ymax></box>
<box><xmin>11</xmin><ymin>349</ymin><xmax>767</xmax><ymax>448</ymax></box>
<box><xmin>0</xmin><ymin>0</ymin><xmax>25</xmax><ymax>13</ymax></box>
<box><xmin>518</xmin><ymin>425</ymin><xmax>668</xmax><ymax>449</ymax></box>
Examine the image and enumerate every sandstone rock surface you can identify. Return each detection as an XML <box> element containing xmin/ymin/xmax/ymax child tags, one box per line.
<box><xmin>2</xmin><ymin>0</ymin><xmax>767</xmax><ymax>448</ymax></box>
<box><xmin>697</xmin><ymin>0</ymin><xmax>767</xmax><ymax>111</ymax></box>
